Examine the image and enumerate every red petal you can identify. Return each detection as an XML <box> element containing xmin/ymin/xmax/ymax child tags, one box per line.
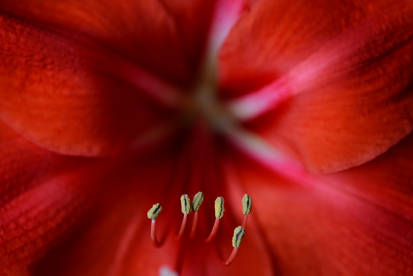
<box><xmin>220</xmin><ymin>0</ymin><xmax>412</xmax><ymax>95</ymax></box>
<box><xmin>229</xmin><ymin>134</ymin><xmax>413</xmax><ymax>275</ymax></box>
<box><xmin>0</xmin><ymin>164</ymin><xmax>105</xmax><ymax>272</ymax></box>
<box><xmin>327</xmin><ymin>134</ymin><xmax>413</xmax><ymax>224</ymax></box>
<box><xmin>0</xmin><ymin>121</ymin><xmax>84</xmax><ymax>206</ymax></box>
<box><xmin>220</xmin><ymin>0</ymin><xmax>413</xmax><ymax>172</ymax></box>
<box><xmin>220</xmin><ymin>0</ymin><xmax>355</xmax><ymax>95</ymax></box>
<box><xmin>33</xmin><ymin>154</ymin><xmax>182</xmax><ymax>275</ymax></box>
<box><xmin>0</xmin><ymin>0</ymin><xmax>214</xmax><ymax>85</ymax></box>
<box><xmin>0</xmin><ymin>14</ymin><xmax>176</xmax><ymax>156</ymax></box>
<box><xmin>0</xmin><ymin>120</ymin><xmax>127</xmax><ymax>274</ymax></box>
<box><xmin>0</xmin><ymin>121</ymin><xmax>86</xmax><ymax>273</ymax></box>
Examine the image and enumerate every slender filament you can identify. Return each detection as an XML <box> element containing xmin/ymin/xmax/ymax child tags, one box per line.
<box><xmin>190</xmin><ymin>211</ymin><xmax>199</xmax><ymax>239</ymax></box>
<box><xmin>177</xmin><ymin>214</ymin><xmax>188</xmax><ymax>239</ymax></box>
<box><xmin>224</xmin><ymin>226</ymin><xmax>245</xmax><ymax>265</ymax></box>
<box><xmin>224</xmin><ymin>247</ymin><xmax>239</xmax><ymax>266</ymax></box>
<box><xmin>205</xmin><ymin>218</ymin><xmax>220</xmax><ymax>243</ymax></box>
<box><xmin>242</xmin><ymin>215</ymin><xmax>248</xmax><ymax>228</ymax></box>
<box><xmin>150</xmin><ymin>219</ymin><xmax>161</xmax><ymax>247</ymax></box>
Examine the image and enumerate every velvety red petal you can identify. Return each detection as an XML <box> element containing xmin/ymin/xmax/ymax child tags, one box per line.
<box><xmin>0</xmin><ymin>0</ymin><xmax>214</xmax><ymax>85</ymax></box>
<box><xmin>220</xmin><ymin>0</ymin><xmax>413</xmax><ymax>172</ymax></box>
<box><xmin>0</xmin><ymin>14</ymin><xmax>175</xmax><ymax>156</ymax></box>
<box><xmin>0</xmin><ymin>121</ymin><xmax>87</xmax><ymax>274</ymax></box>
<box><xmin>0</xmin><ymin>164</ymin><xmax>106</xmax><ymax>273</ymax></box>
<box><xmin>228</xmin><ymin>134</ymin><xmax>413</xmax><ymax>275</ymax></box>
<box><xmin>0</xmin><ymin>121</ymin><xmax>63</xmax><ymax>206</ymax></box>
<box><xmin>0</xmin><ymin>121</ymin><xmax>98</xmax><ymax>207</ymax></box>
<box><xmin>0</xmin><ymin>139</ymin><xmax>110</xmax><ymax>275</ymax></box>
<box><xmin>326</xmin><ymin>134</ymin><xmax>413</xmax><ymax>226</ymax></box>
<box><xmin>32</xmin><ymin>153</ymin><xmax>185</xmax><ymax>275</ymax></box>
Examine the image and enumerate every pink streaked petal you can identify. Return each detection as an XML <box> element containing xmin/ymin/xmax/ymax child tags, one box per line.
<box><xmin>223</xmin><ymin>124</ymin><xmax>307</xmax><ymax>182</ymax></box>
<box><xmin>229</xmin><ymin>137</ymin><xmax>413</xmax><ymax>275</ymax></box>
<box><xmin>227</xmin><ymin>77</ymin><xmax>292</xmax><ymax>120</ymax></box>
<box><xmin>220</xmin><ymin>0</ymin><xmax>413</xmax><ymax>173</ymax></box>
<box><xmin>196</xmin><ymin>0</ymin><xmax>248</xmax><ymax>95</ymax></box>
<box><xmin>207</xmin><ymin>0</ymin><xmax>247</xmax><ymax>62</ymax></box>
<box><xmin>219</xmin><ymin>0</ymin><xmax>354</xmax><ymax>97</ymax></box>
<box><xmin>219</xmin><ymin>0</ymin><xmax>413</xmax><ymax>96</ymax></box>
<box><xmin>228</xmin><ymin>11</ymin><xmax>413</xmax><ymax>120</ymax></box>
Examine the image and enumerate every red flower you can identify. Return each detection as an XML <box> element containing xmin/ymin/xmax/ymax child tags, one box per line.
<box><xmin>1</xmin><ymin>0</ymin><xmax>413</xmax><ymax>275</ymax></box>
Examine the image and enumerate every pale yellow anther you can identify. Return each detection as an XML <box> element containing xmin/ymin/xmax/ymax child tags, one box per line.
<box><xmin>180</xmin><ymin>194</ymin><xmax>192</xmax><ymax>214</ymax></box>
<box><xmin>242</xmin><ymin>194</ymin><xmax>252</xmax><ymax>215</ymax></box>
<box><xmin>232</xmin><ymin>226</ymin><xmax>245</xmax><ymax>248</ymax></box>
<box><xmin>215</xmin><ymin>196</ymin><xmax>225</xmax><ymax>219</ymax></box>
<box><xmin>192</xmin><ymin>191</ymin><xmax>204</xmax><ymax>212</ymax></box>
<box><xmin>147</xmin><ymin>203</ymin><xmax>162</xmax><ymax>220</ymax></box>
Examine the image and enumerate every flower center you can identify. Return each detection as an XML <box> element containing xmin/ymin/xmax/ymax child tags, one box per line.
<box><xmin>177</xmin><ymin>49</ymin><xmax>235</xmax><ymax>137</ymax></box>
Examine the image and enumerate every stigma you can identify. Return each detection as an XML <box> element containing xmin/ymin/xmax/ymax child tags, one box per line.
<box><xmin>146</xmin><ymin>192</ymin><xmax>252</xmax><ymax>269</ymax></box>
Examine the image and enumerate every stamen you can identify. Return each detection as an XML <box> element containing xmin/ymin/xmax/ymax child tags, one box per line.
<box><xmin>242</xmin><ymin>194</ymin><xmax>252</xmax><ymax>227</ymax></box>
<box><xmin>232</xmin><ymin>226</ymin><xmax>245</xmax><ymax>248</ymax></box>
<box><xmin>215</xmin><ymin>196</ymin><xmax>225</xmax><ymax>219</ymax></box>
<box><xmin>242</xmin><ymin>194</ymin><xmax>252</xmax><ymax>215</ymax></box>
<box><xmin>190</xmin><ymin>192</ymin><xmax>204</xmax><ymax>239</ymax></box>
<box><xmin>147</xmin><ymin>203</ymin><xmax>162</xmax><ymax>220</ymax></box>
<box><xmin>224</xmin><ymin>226</ymin><xmax>245</xmax><ymax>266</ymax></box>
<box><xmin>205</xmin><ymin>196</ymin><xmax>224</xmax><ymax>243</ymax></box>
<box><xmin>180</xmin><ymin>194</ymin><xmax>192</xmax><ymax>215</ymax></box>
<box><xmin>147</xmin><ymin>203</ymin><xmax>162</xmax><ymax>246</ymax></box>
<box><xmin>192</xmin><ymin>191</ymin><xmax>204</xmax><ymax>212</ymax></box>
<box><xmin>177</xmin><ymin>194</ymin><xmax>191</xmax><ymax>239</ymax></box>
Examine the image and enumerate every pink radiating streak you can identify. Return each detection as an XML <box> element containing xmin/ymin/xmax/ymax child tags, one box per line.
<box><xmin>201</xmin><ymin>0</ymin><xmax>247</xmax><ymax>80</ymax></box>
<box><xmin>226</xmin><ymin>19</ymin><xmax>395</xmax><ymax>120</ymax></box>
<box><xmin>225</xmin><ymin>125</ymin><xmax>319</xmax><ymax>189</ymax></box>
<box><xmin>226</xmin><ymin>77</ymin><xmax>293</xmax><ymax>120</ymax></box>
<box><xmin>208</xmin><ymin>0</ymin><xmax>246</xmax><ymax>55</ymax></box>
<box><xmin>226</xmin><ymin>126</ymin><xmax>351</xmax><ymax>217</ymax></box>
